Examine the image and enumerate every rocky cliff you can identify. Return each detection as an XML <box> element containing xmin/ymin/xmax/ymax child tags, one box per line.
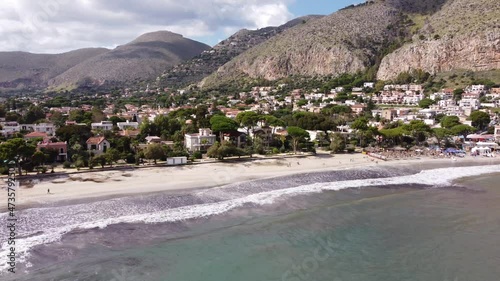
<box><xmin>377</xmin><ymin>0</ymin><xmax>500</xmax><ymax>80</ymax></box>
<box><xmin>377</xmin><ymin>34</ymin><xmax>500</xmax><ymax>80</ymax></box>
<box><xmin>159</xmin><ymin>15</ymin><xmax>323</xmax><ymax>88</ymax></box>
<box><xmin>201</xmin><ymin>0</ymin><xmax>499</xmax><ymax>88</ymax></box>
<box><xmin>200</xmin><ymin>1</ymin><xmax>407</xmax><ymax>88</ymax></box>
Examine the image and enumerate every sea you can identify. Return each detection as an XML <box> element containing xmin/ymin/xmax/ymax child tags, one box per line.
<box><xmin>1</xmin><ymin>161</ymin><xmax>500</xmax><ymax>281</ymax></box>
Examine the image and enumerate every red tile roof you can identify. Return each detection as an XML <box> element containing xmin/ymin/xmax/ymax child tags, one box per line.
<box><xmin>86</xmin><ymin>136</ymin><xmax>106</xmax><ymax>145</ymax></box>
<box><xmin>24</xmin><ymin>132</ymin><xmax>48</xmax><ymax>138</ymax></box>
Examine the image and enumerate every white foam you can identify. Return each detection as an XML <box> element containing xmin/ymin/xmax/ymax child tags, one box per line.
<box><xmin>1</xmin><ymin>164</ymin><xmax>499</xmax><ymax>273</ymax></box>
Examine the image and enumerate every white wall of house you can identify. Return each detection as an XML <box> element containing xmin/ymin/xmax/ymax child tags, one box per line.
<box><xmin>185</xmin><ymin>128</ymin><xmax>216</xmax><ymax>152</ymax></box>
<box><xmin>88</xmin><ymin>140</ymin><xmax>111</xmax><ymax>155</ymax></box>
<box><xmin>91</xmin><ymin>121</ymin><xmax>114</xmax><ymax>131</ymax></box>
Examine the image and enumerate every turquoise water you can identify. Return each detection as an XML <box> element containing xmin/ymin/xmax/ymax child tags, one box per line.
<box><xmin>3</xmin><ymin>166</ymin><xmax>500</xmax><ymax>281</ymax></box>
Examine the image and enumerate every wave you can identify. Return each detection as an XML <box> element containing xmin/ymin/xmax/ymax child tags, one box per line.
<box><xmin>1</xmin><ymin>164</ymin><xmax>499</xmax><ymax>273</ymax></box>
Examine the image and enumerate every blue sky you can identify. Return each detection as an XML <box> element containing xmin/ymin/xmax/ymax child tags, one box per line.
<box><xmin>289</xmin><ymin>0</ymin><xmax>363</xmax><ymax>17</ymax></box>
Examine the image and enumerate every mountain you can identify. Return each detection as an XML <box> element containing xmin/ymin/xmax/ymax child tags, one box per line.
<box><xmin>159</xmin><ymin>16</ymin><xmax>323</xmax><ymax>88</ymax></box>
<box><xmin>377</xmin><ymin>0</ymin><xmax>500</xmax><ymax>80</ymax></box>
<box><xmin>49</xmin><ymin>31</ymin><xmax>211</xmax><ymax>89</ymax></box>
<box><xmin>201</xmin><ymin>0</ymin><xmax>499</xmax><ymax>88</ymax></box>
<box><xmin>0</xmin><ymin>48</ymin><xmax>108</xmax><ymax>89</ymax></box>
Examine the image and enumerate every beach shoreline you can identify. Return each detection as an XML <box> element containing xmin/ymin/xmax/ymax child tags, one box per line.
<box><xmin>9</xmin><ymin>153</ymin><xmax>500</xmax><ymax>209</ymax></box>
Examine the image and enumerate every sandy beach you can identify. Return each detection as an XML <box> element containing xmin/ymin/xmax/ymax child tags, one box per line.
<box><xmin>10</xmin><ymin>153</ymin><xmax>500</xmax><ymax>207</ymax></box>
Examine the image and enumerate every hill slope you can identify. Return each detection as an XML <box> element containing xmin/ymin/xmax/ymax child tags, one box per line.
<box><xmin>49</xmin><ymin>31</ymin><xmax>210</xmax><ymax>89</ymax></box>
<box><xmin>159</xmin><ymin>16</ymin><xmax>323</xmax><ymax>88</ymax></box>
<box><xmin>377</xmin><ymin>0</ymin><xmax>500</xmax><ymax>80</ymax></box>
<box><xmin>0</xmin><ymin>48</ymin><xmax>109</xmax><ymax>89</ymax></box>
<box><xmin>202</xmin><ymin>0</ymin><xmax>498</xmax><ymax>88</ymax></box>
<box><xmin>200</xmin><ymin>1</ymin><xmax>410</xmax><ymax>88</ymax></box>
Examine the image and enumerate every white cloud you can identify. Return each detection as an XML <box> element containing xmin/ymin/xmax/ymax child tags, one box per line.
<box><xmin>0</xmin><ymin>0</ymin><xmax>294</xmax><ymax>53</ymax></box>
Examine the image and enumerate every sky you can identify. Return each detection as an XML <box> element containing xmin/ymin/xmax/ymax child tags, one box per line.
<box><xmin>0</xmin><ymin>0</ymin><xmax>363</xmax><ymax>54</ymax></box>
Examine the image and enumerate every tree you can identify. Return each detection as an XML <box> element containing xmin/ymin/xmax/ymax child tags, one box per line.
<box><xmin>287</xmin><ymin>126</ymin><xmax>309</xmax><ymax>154</ymax></box>
<box><xmin>56</xmin><ymin>125</ymin><xmax>91</xmax><ymax>147</ymax></box>
<box><xmin>22</xmin><ymin>106</ymin><xmax>45</xmax><ymax>124</ymax></box>
<box><xmin>405</xmin><ymin>120</ymin><xmax>431</xmax><ymax>145</ymax></box>
<box><xmin>235</xmin><ymin>111</ymin><xmax>259</xmax><ymax>135</ymax></box>
<box><xmin>104</xmin><ymin>148</ymin><xmax>121</xmax><ymax>167</ymax></box>
<box><xmin>91</xmin><ymin>108</ymin><xmax>106</xmax><ymax>123</ymax></box>
<box><xmin>418</xmin><ymin>98</ymin><xmax>435</xmax><ymax>109</ymax></box>
<box><xmin>440</xmin><ymin>116</ymin><xmax>461</xmax><ymax>129</ymax></box>
<box><xmin>351</xmin><ymin>117</ymin><xmax>369</xmax><ymax>131</ymax></box>
<box><xmin>207</xmin><ymin>142</ymin><xmax>222</xmax><ymax>160</ymax></box>
<box><xmin>432</xmin><ymin>128</ymin><xmax>451</xmax><ymax>145</ymax></box>
<box><xmin>469</xmin><ymin>111</ymin><xmax>491</xmax><ymax>130</ymax></box>
<box><xmin>32</xmin><ymin>151</ymin><xmax>47</xmax><ymax>167</ymax></box>
<box><xmin>330</xmin><ymin>133</ymin><xmax>346</xmax><ymax>153</ymax></box>
<box><xmin>210</xmin><ymin>115</ymin><xmax>239</xmax><ymax>140</ymax></box>
<box><xmin>0</xmin><ymin>138</ymin><xmax>36</xmax><ymax>175</ymax></box>
<box><xmin>207</xmin><ymin>141</ymin><xmax>243</xmax><ymax>160</ymax></box>
<box><xmin>144</xmin><ymin>143</ymin><xmax>165</xmax><ymax>164</ymax></box>
<box><xmin>90</xmin><ymin>155</ymin><xmax>107</xmax><ymax>168</ymax></box>
<box><xmin>453</xmin><ymin>88</ymin><xmax>464</xmax><ymax>101</ymax></box>
<box><xmin>450</xmin><ymin>124</ymin><xmax>475</xmax><ymax>136</ymax></box>
<box><xmin>109</xmin><ymin>116</ymin><xmax>127</xmax><ymax>126</ymax></box>
<box><xmin>49</xmin><ymin>111</ymin><xmax>66</xmax><ymax>128</ymax></box>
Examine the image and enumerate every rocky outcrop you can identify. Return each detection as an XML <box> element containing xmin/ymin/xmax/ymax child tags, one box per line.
<box><xmin>377</xmin><ymin>34</ymin><xmax>500</xmax><ymax>80</ymax></box>
<box><xmin>160</xmin><ymin>15</ymin><xmax>323</xmax><ymax>88</ymax></box>
<box><xmin>202</xmin><ymin>0</ymin><xmax>499</xmax><ymax>88</ymax></box>
<box><xmin>201</xmin><ymin>1</ymin><xmax>404</xmax><ymax>88</ymax></box>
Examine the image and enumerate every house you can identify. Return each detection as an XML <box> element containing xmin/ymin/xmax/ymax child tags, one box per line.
<box><xmin>459</xmin><ymin>99</ymin><xmax>480</xmax><ymax>110</ymax></box>
<box><xmin>495</xmin><ymin>125</ymin><xmax>500</xmax><ymax>143</ymax></box>
<box><xmin>363</xmin><ymin>82</ymin><xmax>375</xmax><ymax>89</ymax></box>
<box><xmin>86</xmin><ymin>136</ymin><xmax>110</xmax><ymax>155</ymax></box>
<box><xmin>223</xmin><ymin>131</ymin><xmax>246</xmax><ymax>148</ymax></box>
<box><xmin>381</xmin><ymin>109</ymin><xmax>397</xmax><ymax>121</ymax></box>
<box><xmin>91</xmin><ymin>121</ymin><xmax>114</xmax><ymax>131</ymax></box>
<box><xmin>31</xmin><ymin>123</ymin><xmax>56</xmax><ymax>135</ymax></box>
<box><xmin>252</xmin><ymin>126</ymin><xmax>273</xmax><ymax>145</ymax></box>
<box><xmin>117</xmin><ymin>120</ymin><xmax>139</xmax><ymax>130</ymax></box>
<box><xmin>37</xmin><ymin>139</ymin><xmax>68</xmax><ymax>162</ymax></box>
<box><xmin>119</xmin><ymin>129</ymin><xmax>140</xmax><ymax>138</ymax></box>
<box><xmin>145</xmin><ymin>136</ymin><xmax>162</xmax><ymax>144</ymax></box>
<box><xmin>351</xmin><ymin>104</ymin><xmax>366</xmax><ymax>115</ymax></box>
<box><xmin>24</xmin><ymin>132</ymin><xmax>49</xmax><ymax>140</ymax></box>
<box><xmin>184</xmin><ymin>128</ymin><xmax>216</xmax><ymax>152</ymax></box>
<box><xmin>0</xmin><ymin>122</ymin><xmax>20</xmax><ymax>137</ymax></box>
<box><xmin>0</xmin><ymin>122</ymin><xmax>55</xmax><ymax>136</ymax></box>
<box><xmin>468</xmin><ymin>85</ymin><xmax>486</xmax><ymax>92</ymax></box>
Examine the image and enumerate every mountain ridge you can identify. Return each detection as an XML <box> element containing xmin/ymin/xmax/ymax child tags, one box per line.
<box><xmin>48</xmin><ymin>31</ymin><xmax>211</xmax><ymax>89</ymax></box>
<box><xmin>158</xmin><ymin>15</ymin><xmax>324</xmax><ymax>88</ymax></box>
<box><xmin>200</xmin><ymin>0</ymin><xmax>499</xmax><ymax>88</ymax></box>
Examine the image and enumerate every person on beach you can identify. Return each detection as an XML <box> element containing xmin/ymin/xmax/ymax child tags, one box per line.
<box><xmin>47</xmin><ymin>189</ymin><xmax>50</xmax><ymax>194</ymax></box>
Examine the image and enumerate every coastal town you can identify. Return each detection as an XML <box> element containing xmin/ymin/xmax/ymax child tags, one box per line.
<box><xmin>1</xmin><ymin>78</ymin><xmax>499</xmax><ymax>176</ymax></box>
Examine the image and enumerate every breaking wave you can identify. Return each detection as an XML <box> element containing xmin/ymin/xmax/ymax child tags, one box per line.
<box><xmin>1</xmin><ymin>164</ymin><xmax>499</xmax><ymax>273</ymax></box>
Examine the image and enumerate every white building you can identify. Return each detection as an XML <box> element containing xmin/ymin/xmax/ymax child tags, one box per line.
<box><xmin>86</xmin><ymin>136</ymin><xmax>111</xmax><ymax>155</ymax></box>
<box><xmin>91</xmin><ymin>121</ymin><xmax>114</xmax><ymax>131</ymax></box>
<box><xmin>363</xmin><ymin>82</ymin><xmax>375</xmax><ymax>88</ymax></box>
<box><xmin>469</xmin><ymin>85</ymin><xmax>486</xmax><ymax>92</ymax></box>
<box><xmin>459</xmin><ymin>99</ymin><xmax>480</xmax><ymax>110</ymax></box>
<box><xmin>32</xmin><ymin>123</ymin><xmax>56</xmax><ymax>135</ymax></box>
<box><xmin>117</xmin><ymin>120</ymin><xmax>139</xmax><ymax>130</ymax></box>
<box><xmin>0</xmin><ymin>122</ymin><xmax>55</xmax><ymax>136</ymax></box>
<box><xmin>184</xmin><ymin>128</ymin><xmax>216</xmax><ymax>152</ymax></box>
<box><xmin>495</xmin><ymin>125</ymin><xmax>500</xmax><ymax>143</ymax></box>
